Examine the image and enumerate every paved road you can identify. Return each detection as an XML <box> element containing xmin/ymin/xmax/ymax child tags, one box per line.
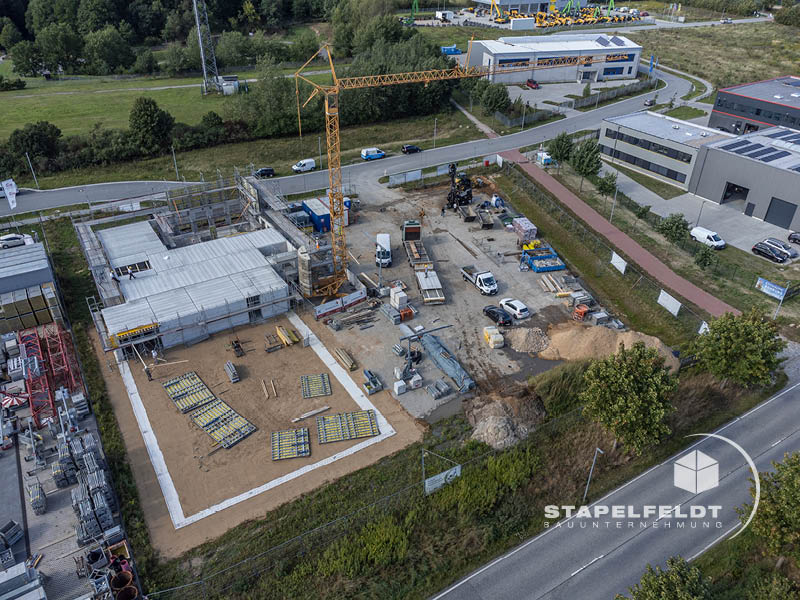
<box><xmin>432</xmin><ymin>378</ymin><xmax>800</xmax><ymax>600</ymax></box>
<box><xmin>1</xmin><ymin>67</ymin><xmax>689</xmax><ymax>218</ymax></box>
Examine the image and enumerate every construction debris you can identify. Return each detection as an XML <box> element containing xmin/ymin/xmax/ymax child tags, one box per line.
<box><xmin>505</xmin><ymin>328</ymin><xmax>549</xmax><ymax>354</ymax></box>
<box><xmin>260</xmin><ymin>379</ymin><xmax>270</xmax><ymax>400</ymax></box>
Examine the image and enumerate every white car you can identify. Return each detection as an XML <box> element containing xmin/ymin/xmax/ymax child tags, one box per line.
<box><xmin>0</xmin><ymin>233</ymin><xmax>30</xmax><ymax>249</ymax></box>
<box><xmin>499</xmin><ymin>298</ymin><xmax>530</xmax><ymax>319</ymax></box>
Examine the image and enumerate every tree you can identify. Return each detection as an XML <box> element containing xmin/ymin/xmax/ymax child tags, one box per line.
<box><xmin>83</xmin><ymin>25</ymin><xmax>134</xmax><ymax>74</ymax></box>
<box><xmin>694</xmin><ymin>245</ymin><xmax>715</xmax><ymax>270</ymax></box>
<box><xmin>0</xmin><ymin>22</ymin><xmax>22</xmax><ymax>52</ymax></box>
<box><xmin>616</xmin><ymin>556</ymin><xmax>711</xmax><ymax>600</ymax></box>
<box><xmin>199</xmin><ymin>111</ymin><xmax>225</xmax><ymax>145</ymax></box>
<box><xmin>582</xmin><ymin>81</ymin><xmax>591</xmax><ymax>98</ymax></box>
<box><xmin>580</xmin><ymin>342</ymin><xmax>677</xmax><ymax>455</ymax></box>
<box><xmin>597</xmin><ymin>171</ymin><xmax>617</xmax><ymax>202</ymax></box>
<box><xmin>739</xmin><ymin>452</ymin><xmax>800</xmax><ymax>568</ymax></box>
<box><xmin>76</xmin><ymin>0</ymin><xmax>117</xmax><ymax>35</ymax></box>
<box><xmin>690</xmin><ymin>308</ymin><xmax>786</xmax><ymax>388</ymax></box>
<box><xmin>215</xmin><ymin>31</ymin><xmax>252</xmax><ymax>67</ymax></box>
<box><xmin>571</xmin><ymin>139</ymin><xmax>602</xmax><ymax>191</ymax></box>
<box><xmin>132</xmin><ymin>49</ymin><xmax>158</xmax><ymax>75</ymax></box>
<box><xmin>129</xmin><ymin>97</ymin><xmax>175</xmax><ymax>155</ymax></box>
<box><xmin>36</xmin><ymin>22</ymin><xmax>83</xmax><ymax>73</ymax></box>
<box><xmin>8</xmin><ymin>121</ymin><xmax>62</xmax><ymax>159</ymax></box>
<box><xmin>163</xmin><ymin>42</ymin><xmax>186</xmax><ymax>76</ymax></box>
<box><xmin>747</xmin><ymin>573</ymin><xmax>799</xmax><ymax>600</ymax></box>
<box><xmin>481</xmin><ymin>83</ymin><xmax>510</xmax><ymax>115</ymax></box>
<box><xmin>547</xmin><ymin>132</ymin><xmax>573</xmax><ymax>174</ymax></box>
<box><xmin>184</xmin><ymin>26</ymin><xmax>201</xmax><ymax>71</ymax></box>
<box><xmin>10</xmin><ymin>41</ymin><xmax>42</xmax><ymax>76</ymax></box>
<box><xmin>25</xmin><ymin>0</ymin><xmax>80</xmax><ymax>36</ymax></box>
<box><xmin>656</xmin><ymin>212</ymin><xmax>689</xmax><ymax>244</ymax></box>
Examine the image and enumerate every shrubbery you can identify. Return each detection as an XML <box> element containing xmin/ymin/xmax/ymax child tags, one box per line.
<box><xmin>0</xmin><ymin>75</ymin><xmax>26</xmax><ymax>91</ymax></box>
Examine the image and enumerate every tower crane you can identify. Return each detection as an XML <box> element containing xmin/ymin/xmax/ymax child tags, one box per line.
<box><xmin>294</xmin><ymin>43</ymin><xmax>609</xmax><ymax>296</ymax></box>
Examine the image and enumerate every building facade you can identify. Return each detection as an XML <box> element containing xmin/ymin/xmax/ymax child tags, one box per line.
<box><xmin>599</xmin><ymin>112</ymin><xmax>733</xmax><ymax>189</ymax></box>
<box><xmin>688</xmin><ymin>127</ymin><xmax>800</xmax><ymax>230</ymax></box>
<box><xmin>468</xmin><ymin>34</ymin><xmax>642</xmax><ymax>84</ymax></box>
<box><xmin>473</xmin><ymin>0</ymin><xmax>570</xmax><ymax>14</ymax></box>
<box><xmin>708</xmin><ymin>76</ymin><xmax>800</xmax><ymax>134</ymax></box>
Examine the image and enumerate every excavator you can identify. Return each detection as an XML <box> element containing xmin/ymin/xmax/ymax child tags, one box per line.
<box><xmin>447</xmin><ymin>164</ymin><xmax>473</xmax><ymax>209</ymax></box>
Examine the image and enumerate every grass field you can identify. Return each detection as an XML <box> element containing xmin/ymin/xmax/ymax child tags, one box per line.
<box><xmin>633</xmin><ymin>1</ymin><xmax>727</xmax><ymax>21</ymax></box>
<box><xmin>610</xmin><ymin>162</ymin><xmax>685</xmax><ymax>199</ymax></box>
<box><xmin>12</xmin><ymin>109</ymin><xmax>482</xmax><ymax>188</ymax></box>
<box><xmin>663</xmin><ymin>105</ymin><xmax>707</xmax><ymax>120</ymax></box>
<box><xmin>627</xmin><ymin>23</ymin><xmax>800</xmax><ymax>89</ymax></box>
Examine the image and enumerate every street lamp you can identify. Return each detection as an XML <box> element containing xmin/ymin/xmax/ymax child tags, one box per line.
<box><xmin>583</xmin><ymin>447</ymin><xmax>605</xmax><ymax>503</ymax></box>
<box><xmin>695</xmin><ymin>199</ymin><xmax>707</xmax><ymax>227</ymax></box>
<box><xmin>433</xmin><ymin>118</ymin><xmax>438</xmax><ymax>149</ymax></box>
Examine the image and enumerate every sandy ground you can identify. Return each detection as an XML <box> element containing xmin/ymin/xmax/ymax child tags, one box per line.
<box><xmin>94</xmin><ymin>314</ymin><xmax>423</xmax><ymax>558</ymax></box>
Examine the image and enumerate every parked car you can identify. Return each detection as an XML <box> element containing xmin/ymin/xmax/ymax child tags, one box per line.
<box><xmin>640</xmin><ymin>11</ymin><xmax>649</xmax><ymax>16</ymax></box>
<box><xmin>360</xmin><ymin>147</ymin><xmax>386</xmax><ymax>161</ymax></box>
<box><xmin>254</xmin><ymin>167</ymin><xmax>274</xmax><ymax>178</ymax></box>
<box><xmin>789</xmin><ymin>232</ymin><xmax>800</xmax><ymax>245</ymax></box>
<box><xmin>483</xmin><ymin>305</ymin><xmax>512</xmax><ymax>326</ymax></box>
<box><xmin>526</xmin><ymin>79</ymin><xmax>540</xmax><ymax>89</ymax></box>
<box><xmin>644</xmin><ymin>98</ymin><xmax>655</xmax><ymax>107</ymax></box>
<box><xmin>401</xmin><ymin>145</ymin><xmax>422</xmax><ymax>154</ymax></box>
<box><xmin>720</xmin><ymin>17</ymin><xmax>732</xmax><ymax>23</ymax></box>
<box><xmin>0</xmin><ymin>233</ymin><xmax>29</xmax><ymax>249</ymax></box>
<box><xmin>499</xmin><ymin>298</ymin><xmax>530</xmax><ymax>319</ymax></box>
<box><xmin>752</xmin><ymin>242</ymin><xmax>786</xmax><ymax>263</ymax></box>
<box><xmin>292</xmin><ymin>158</ymin><xmax>316</xmax><ymax>173</ymax></box>
<box><xmin>690</xmin><ymin>226</ymin><xmax>726</xmax><ymax>249</ymax></box>
<box><xmin>762</xmin><ymin>237</ymin><xmax>798</xmax><ymax>259</ymax></box>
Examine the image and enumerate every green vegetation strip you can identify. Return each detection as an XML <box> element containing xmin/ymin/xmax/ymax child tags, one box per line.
<box><xmin>663</xmin><ymin>105</ymin><xmax>707</xmax><ymax>120</ymax></box>
<box><xmin>608</xmin><ymin>162</ymin><xmax>685</xmax><ymax>200</ymax></box>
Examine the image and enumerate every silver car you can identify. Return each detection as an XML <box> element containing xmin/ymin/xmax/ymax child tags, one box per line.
<box><xmin>0</xmin><ymin>234</ymin><xmax>26</xmax><ymax>249</ymax></box>
<box><xmin>763</xmin><ymin>237</ymin><xmax>798</xmax><ymax>259</ymax></box>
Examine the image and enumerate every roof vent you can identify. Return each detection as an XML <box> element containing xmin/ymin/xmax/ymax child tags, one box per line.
<box><xmin>774</xmin><ymin>95</ymin><xmax>784</xmax><ymax>99</ymax></box>
<box><xmin>685</xmin><ymin>132</ymin><xmax>693</xmax><ymax>136</ymax></box>
<box><xmin>672</xmin><ymin>125</ymin><xmax>680</xmax><ymax>129</ymax></box>
<box><xmin>791</xmin><ymin>93</ymin><xmax>800</xmax><ymax>98</ymax></box>
<box><xmin>700</xmin><ymin>132</ymin><xmax>709</xmax><ymax>137</ymax></box>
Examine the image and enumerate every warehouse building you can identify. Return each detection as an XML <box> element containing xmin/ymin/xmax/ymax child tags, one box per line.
<box><xmin>467</xmin><ymin>34</ymin><xmax>642</xmax><ymax>84</ymax></box>
<box><xmin>599</xmin><ymin>112</ymin><xmax>734</xmax><ymax>189</ymax></box>
<box><xmin>472</xmin><ymin>0</ymin><xmax>570</xmax><ymax>14</ymax></box>
<box><xmin>708</xmin><ymin>76</ymin><xmax>800</xmax><ymax>134</ymax></box>
<box><xmin>0</xmin><ymin>243</ymin><xmax>62</xmax><ymax>333</ymax></box>
<box><xmin>98</xmin><ymin>221</ymin><xmax>293</xmax><ymax>351</ymax></box>
<box><xmin>688</xmin><ymin>127</ymin><xmax>800</xmax><ymax>230</ymax></box>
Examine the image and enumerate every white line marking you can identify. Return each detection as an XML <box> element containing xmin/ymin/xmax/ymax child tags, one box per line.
<box><xmin>688</xmin><ymin>524</ymin><xmax>741</xmax><ymax>561</ymax></box>
<box><xmin>117</xmin><ymin>311</ymin><xmax>395</xmax><ymax>529</ymax></box>
<box><xmin>570</xmin><ymin>555</ymin><xmax>604</xmax><ymax>577</ymax></box>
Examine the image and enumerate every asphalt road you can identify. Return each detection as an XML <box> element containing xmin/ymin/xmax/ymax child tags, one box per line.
<box><xmin>432</xmin><ymin>379</ymin><xmax>800</xmax><ymax>600</ymax></box>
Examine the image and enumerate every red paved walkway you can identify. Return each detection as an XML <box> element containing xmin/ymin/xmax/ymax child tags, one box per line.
<box><xmin>501</xmin><ymin>150</ymin><xmax>740</xmax><ymax>318</ymax></box>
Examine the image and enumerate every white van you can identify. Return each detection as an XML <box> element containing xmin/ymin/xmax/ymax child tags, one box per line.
<box><xmin>376</xmin><ymin>233</ymin><xmax>391</xmax><ymax>267</ymax></box>
<box><xmin>292</xmin><ymin>158</ymin><xmax>316</xmax><ymax>173</ymax></box>
<box><xmin>690</xmin><ymin>226</ymin><xmax>726</xmax><ymax>249</ymax></box>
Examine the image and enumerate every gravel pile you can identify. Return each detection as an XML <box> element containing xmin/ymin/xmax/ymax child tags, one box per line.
<box><xmin>506</xmin><ymin>327</ymin><xmax>550</xmax><ymax>354</ymax></box>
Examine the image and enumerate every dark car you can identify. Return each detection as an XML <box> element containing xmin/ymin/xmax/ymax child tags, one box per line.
<box><xmin>644</xmin><ymin>98</ymin><xmax>655</xmax><ymax>107</ymax></box>
<box><xmin>483</xmin><ymin>305</ymin><xmax>512</xmax><ymax>326</ymax></box>
<box><xmin>640</xmin><ymin>10</ymin><xmax>649</xmax><ymax>15</ymax></box>
<box><xmin>255</xmin><ymin>167</ymin><xmax>275</xmax><ymax>178</ymax></box>
<box><xmin>526</xmin><ymin>79</ymin><xmax>540</xmax><ymax>89</ymax></box>
<box><xmin>789</xmin><ymin>232</ymin><xmax>800</xmax><ymax>245</ymax></box>
<box><xmin>401</xmin><ymin>145</ymin><xmax>422</xmax><ymax>154</ymax></box>
<box><xmin>752</xmin><ymin>242</ymin><xmax>786</xmax><ymax>263</ymax></box>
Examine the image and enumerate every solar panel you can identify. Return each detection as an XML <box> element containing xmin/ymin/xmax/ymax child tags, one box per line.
<box><xmin>791</xmin><ymin>165</ymin><xmax>800</xmax><ymax>173</ymax></box>
<box><xmin>785</xmin><ymin>134</ymin><xmax>800</xmax><ymax>143</ymax></box>
<box><xmin>747</xmin><ymin>147</ymin><xmax>777</xmax><ymax>159</ymax></box>
<box><xmin>733</xmin><ymin>143</ymin><xmax>764</xmax><ymax>155</ymax></box>
<box><xmin>784</xmin><ymin>79</ymin><xmax>800</xmax><ymax>88</ymax></box>
<box><xmin>596</xmin><ymin>36</ymin><xmax>610</xmax><ymax>46</ymax></box>
<box><xmin>720</xmin><ymin>140</ymin><xmax>752</xmax><ymax>151</ymax></box>
<box><xmin>760</xmin><ymin>150</ymin><xmax>791</xmax><ymax>163</ymax></box>
<box><xmin>610</xmin><ymin>36</ymin><xmax>625</xmax><ymax>46</ymax></box>
<box><xmin>767</xmin><ymin>130</ymin><xmax>795</xmax><ymax>139</ymax></box>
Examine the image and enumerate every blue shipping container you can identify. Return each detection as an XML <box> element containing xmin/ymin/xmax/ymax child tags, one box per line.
<box><xmin>302</xmin><ymin>198</ymin><xmax>331</xmax><ymax>233</ymax></box>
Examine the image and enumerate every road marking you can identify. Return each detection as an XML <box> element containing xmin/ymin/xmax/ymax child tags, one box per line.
<box><xmin>431</xmin><ymin>379</ymin><xmax>800</xmax><ymax>599</ymax></box>
<box><xmin>688</xmin><ymin>524</ymin><xmax>741</xmax><ymax>561</ymax></box>
<box><xmin>570</xmin><ymin>555</ymin><xmax>604</xmax><ymax>577</ymax></box>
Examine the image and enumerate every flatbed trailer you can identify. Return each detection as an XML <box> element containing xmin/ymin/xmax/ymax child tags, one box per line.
<box><xmin>404</xmin><ymin>240</ymin><xmax>434</xmax><ymax>271</ymax></box>
<box><xmin>415</xmin><ymin>270</ymin><xmax>445</xmax><ymax>304</ymax></box>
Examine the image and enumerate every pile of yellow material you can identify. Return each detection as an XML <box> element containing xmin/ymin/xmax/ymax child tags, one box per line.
<box><xmin>539</xmin><ymin>321</ymin><xmax>680</xmax><ymax>372</ymax></box>
<box><xmin>483</xmin><ymin>326</ymin><xmax>504</xmax><ymax>349</ymax></box>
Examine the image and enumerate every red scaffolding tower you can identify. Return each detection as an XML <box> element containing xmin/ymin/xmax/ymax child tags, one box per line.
<box><xmin>43</xmin><ymin>323</ymin><xmax>83</xmax><ymax>395</ymax></box>
<box><xmin>18</xmin><ymin>329</ymin><xmax>54</xmax><ymax>428</ymax></box>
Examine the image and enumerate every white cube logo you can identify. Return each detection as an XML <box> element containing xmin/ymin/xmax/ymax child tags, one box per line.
<box><xmin>674</xmin><ymin>450</ymin><xmax>719</xmax><ymax>493</ymax></box>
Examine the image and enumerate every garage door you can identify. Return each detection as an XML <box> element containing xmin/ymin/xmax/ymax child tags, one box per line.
<box><xmin>764</xmin><ymin>197</ymin><xmax>798</xmax><ymax>229</ymax></box>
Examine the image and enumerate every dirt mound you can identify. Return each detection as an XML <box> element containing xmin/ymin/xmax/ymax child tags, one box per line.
<box><xmin>538</xmin><ymin>321</ymin><xmax>680</xmax><ymax>372</ymax></box>
<box><xmin>505</xmin><ymin>327</ymin><xmax>549</xmax><ymax>354</ymax></box>
<box><xmin>465</xmin><ymin>385</ymin><xmax>546</xmax><ymax>450</ymax></box>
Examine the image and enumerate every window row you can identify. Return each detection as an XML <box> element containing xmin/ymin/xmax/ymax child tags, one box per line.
<box><xmin>603</xmin><ymin>67</ymin><xmax>624</xmax><ymax>76</ymax></box>
<box><xmin>715</xmin><ymin>96</ymin><xmax>799</xmax><ymax>127</ymax></box>
<box><xmin>604</xmin><ymin>128</ymin><xmax>693</xmax><ymax>163</ymax></box>
<box><xmin>599</xmin><ymin>144</ymin><xmax>687</xmax><ymax>183</ymax></box>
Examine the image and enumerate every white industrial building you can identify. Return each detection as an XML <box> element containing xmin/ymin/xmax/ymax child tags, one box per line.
<box><xmin>468</xmin><ymin>34</ymin><xmax>642</xmax><ymax>84</ymax></box>
<box><xmin>98</xmin><ymin>221</ymin><xmax>292</xmax><ymax>350</ymax></box>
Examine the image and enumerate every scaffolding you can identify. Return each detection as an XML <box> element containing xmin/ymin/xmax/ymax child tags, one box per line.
<box><xmin>19</xmin><ymin>329</ymin><xmax>54</xmax><ymax>428</ymax></box>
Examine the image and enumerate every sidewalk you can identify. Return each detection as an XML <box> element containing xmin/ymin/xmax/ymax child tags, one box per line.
<box><xmin>449</xmin><ymin>98</ymin><xmax>499</xmax><ymax>139</ymax></box>
<box><xmin>502</xmin><ymin>149</ymin><xmax>740</xmax><ymax>317</ymax></box>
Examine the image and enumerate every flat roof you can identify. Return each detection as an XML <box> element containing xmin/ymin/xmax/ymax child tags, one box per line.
<box><xmin>704</xmin><ymin>126</ymin><xmax>800</xmax><ymax>174</ymax></box>
<box><xmin>0</xmin><ymin>242</ymin><xmax>50</xmax><ymax>281</ymax></box>
<box><xmin>720</xmin><ymin>76</ymin><xmax>800</xmax><ymax>110</ymax></box>
<box><xmin>485</xmin><ymin>34</ymin><xmax>640</xmax><ymax>55</ymax></box>
<box><xmin>604</xmin><ymin>111</ymin><xmax>734</xmax><ymax>148</ymax></box>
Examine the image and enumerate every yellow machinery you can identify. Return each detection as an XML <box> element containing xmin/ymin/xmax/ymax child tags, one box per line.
<box><xmin>294</xmin><ymin>44</ymin><xmax>608</xmax><ymax>296</ymax></box>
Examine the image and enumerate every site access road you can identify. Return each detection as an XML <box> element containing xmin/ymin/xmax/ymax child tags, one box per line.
<box><xmin>431</xmin><ymin>380</ymin><xmax>800</xmax><ymax>600</ymax></box>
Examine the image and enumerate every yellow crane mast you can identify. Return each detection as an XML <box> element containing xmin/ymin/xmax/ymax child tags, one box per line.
<box><xmin>294</xmin><ymin>43</ymin><xmax>607</xmax><ymax>296</ymax></box>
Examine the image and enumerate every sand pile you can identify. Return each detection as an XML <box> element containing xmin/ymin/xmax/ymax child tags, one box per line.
<box><xmin>505</xmin><ymin>327</ymin><xmax>550</xmax><ymax>354</ymax></box>
<box><xmin>539</xmin><ymin>321</ymin><xmax>680</xmax><ymax>371</ymax></box>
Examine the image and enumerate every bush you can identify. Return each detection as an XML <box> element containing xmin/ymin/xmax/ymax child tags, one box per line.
<box><xmin>481</xmin><ymin>83</ymin><xmax>511</xmax><ymax>115</ymax></box>
<box><xmin>131</xmin><ymin>50</ymin><xmax>158</xmax><ymax>75</ymax></box>
<box><xmin>775</xmin><ymin>4</ymin><xmax>800</xmax><ymax>27</ymax></box>
<box><xmin>318</xmin><ymin>515</ymin><xmax>409</xmax><ymax>577</ymax></box>
<box><xmin>0</xmin><ymin>75</ymin><xmax>26</xmax><ymax>91</ymax></box>
<box><xmin>656</xmin><ymin>213</ymin><xmax>690</xmax><ymax>244</ymax></box>
<box><xmin>530</xmin><ymin>360</ymin><xmax>590</xmax><ymax>417</ymax></box>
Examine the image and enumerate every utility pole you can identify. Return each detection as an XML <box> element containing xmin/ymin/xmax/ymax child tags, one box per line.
<box><xmin>192</xmin><ymin>0</ymin><xmax>220</xmax><ymax>94</ymax></box>
<box><xmin>25</xmin><ymin>152</ymin><xmax>40</xmax><ymax>189</ymax></box>
<box><xmin>520</xmin><ymin>102</ymin><xmax>527</xmax><ymax>132</ymax></box>
<box><xmin>318</xmin><ymin>136</ymin><xmax>322</xmax><ymax>171</ymax></box>
<box><xmin>171</xmin><ymin>146</ymin><xmax>179</xmax><ymax>180</ymax></box>
<box><xmin>695</xmin><ymin>199</ymin><xmax>706</xmax><ymax>227</ymax></box>
<box><xmin>433</xmin><ymin>118</ymin><xmax>438</xmax><ymax>149</ymax></box>
<box><xmin>583</xmin><ymin>447</ymin><xmax>604</xmax><ymax>502</ymax></box>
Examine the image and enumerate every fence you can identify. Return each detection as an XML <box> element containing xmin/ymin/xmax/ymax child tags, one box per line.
<box><xmin>146</xmin><ymin>406</ymin><xmax>587</xmax><ymax>599</ymax></box>
<box><xmin>562</xmin><ymin>77</ymin><xmax>658</xmax><ymax>110</ymax></box>
<box><xmin>502</xmin><ymin>164</ymin><xmax>708</xmax><ymax>336</ymax></box>
<box><xmin>493</xmin><ymin>108</ymin><xmax>558</xmax><ymax>128</ymax></box>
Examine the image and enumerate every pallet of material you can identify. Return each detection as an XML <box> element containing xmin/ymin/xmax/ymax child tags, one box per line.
<box><xmin>334</xmin><ymin>348</ymin><xmax>357</xmax><ymax>371</ymax></box>
<box><xmin>224</xmin><ymin>361</ymin><xmax>239</xmax><ymax>383</ymax></box>
<box><xmin>276</xmin><ymin>326</ymin><xmax>296</xmax><ymax>346</ymax></box>
<box><xmin>271</xmin><ymin>428</ymin><xmax>311</xmax><ymax>460</ymax></box>
<box><xmin>403</xmin><ymin>240</ymin><xmax>434</xmax><ymax>271</ymax></box>
<box><xmin>162</xmin><ymin>372</ymin><xmax>216</xmax><ymax>413</ymax></box>
<box><xmin>191</xmin><ymin>399</ymin><xmax>256</xmax><ymax>449</ymax></box>
<box><xmin>316</xmin><ymin>409</ymin><xmax>380</xmax><ymax>444</ymax></box>
<box><xmin>301</xmin><ymin>373</ymin><xmax>332</xmax><ymax>398</ymax></box>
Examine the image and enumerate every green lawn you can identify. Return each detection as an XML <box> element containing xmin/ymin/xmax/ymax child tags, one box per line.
<box><xmin>575</xmin><ymin>78</ymin><xmax>665</xmax><ymax>112</ymax></box>
<box><xmin>12</xmin><ymin>109</ymin><xmax>483</xmax><ymax>189</ymax></box>
<box><xmin>632</xmin><ymin>0</ymin><xmax>727</xmax><ymax>21</ymax></box>
<box><xmin>627</xmin><ymin>23</ymin><xmax>800</xmax><ymax>90</ymax></box>
<box><xmin>663</xmin><ymin>105</ymin><xmax>707</xmax><ymax>120</ymax></box>
<box><xmin>698</xmin><ymin>91</ymin><xmax>717</xmax><ymax>105</ymax></box>
<box><xmin>609</xmin><ymin>161</ymin><xmax>685</xmax><ymax>200</ymax></box>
